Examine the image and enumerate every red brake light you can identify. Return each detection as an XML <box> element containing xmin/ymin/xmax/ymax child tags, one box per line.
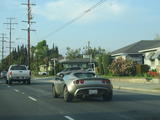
<box><xmin>102</xmin><ymin>79</ymin><xmax>110</xmax><ymax>84</ymax></box>
<box><xmin>74</xmin><ymin>80</ymin><xmax>84</xmax><ymax>84</ymax></box>
<box><xmin>102</xmin><ymin>80</ymin><xmax>106</xmax><ymax>84</ymax></box>
<box><xmin>76</xmin><ymin>80</ymin><xmax>79</xmax><ymax>84</ymax></box>
<box><xmin>9</xmin><ymin>72</ymin><xmax>12</xmax><ymax>76</ymax></box>
<box><xmin>80</xmin><ymin>80</ymin><xmax>84</xmax><ymax>84</ymax></box>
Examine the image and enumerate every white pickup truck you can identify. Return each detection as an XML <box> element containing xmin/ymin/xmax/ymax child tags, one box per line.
<box><xmin>6</xmin><ymin>65</ymin><xmax>31</xmax><ymax>85</ymax></box>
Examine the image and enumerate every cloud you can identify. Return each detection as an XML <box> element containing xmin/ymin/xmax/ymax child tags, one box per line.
<box><xmin>33</xmin><ymin>0</ymin><xmax>126</xmax><ymax>23</ymax></box>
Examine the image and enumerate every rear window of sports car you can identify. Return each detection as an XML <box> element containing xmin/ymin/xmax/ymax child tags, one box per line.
<box><xmin>74</xmin><ymin>73</ymin><xmax>95</xmax><ymax>78</ymax></box>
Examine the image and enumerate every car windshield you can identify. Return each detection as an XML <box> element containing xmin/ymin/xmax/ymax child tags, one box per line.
<box><xmin>1</xmin><ymin>71</ymin><xmax>7</xmax><ymax>74</ymax></box>
<box><xmin>74</xmin><ymin>73</ymin><xmax>95</xmax><ymax>78</ymax></box>
<box><xmin>63</xmin><ymin>67</ymin><xmax>81</xmax><ymax>71</ymax></box>
<box><xmin>10</xmin><ymin>66</ymin><xmax>27</xmax><ymax>70</ymax></box>
<box><xmin>62</xmin><ymin>68</ymin><xmax>70</xmax><ymax>72</ymax></box>
<box><xmin>70</xmin><ymin>67</ymin><xmax>81</xmax><ymax>71</ymax></box>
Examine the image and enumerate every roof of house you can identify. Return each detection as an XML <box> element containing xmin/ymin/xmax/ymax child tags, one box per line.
<box><xmin>112</xmin><ymin>40</ymin><xmax>160</xmax><ymax>55</ymax></box>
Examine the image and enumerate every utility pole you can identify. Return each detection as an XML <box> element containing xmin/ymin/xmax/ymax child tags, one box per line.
<box><xmin>4</xmin><ymin>18</ymin><xmax>17</xmax><ymax>65</ymax></box>
<box><xmin>0</xmin><ymin>33</ymin><xmax>8</xmax><ymax>69</ymax></box>
<box><xmin>87</xmin><ymin>41</ymin><xmax>95</xmax><ymax>72</ymax></box>
<box><xmin>87</xmin><ymin>41</ymin><xmax>92</xmax><ymax>62</ymax></box>
<box><xmin>22</xmin><ymin>0</ymin><xmax>36</xmax><ymax>70</ymax></box>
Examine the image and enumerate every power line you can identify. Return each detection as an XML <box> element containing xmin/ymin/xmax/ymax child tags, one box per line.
<box><xmin>4</xmin><ymin>18</ymin><xmax>17</xmax><ymax>65</ymax></box>
<box><xmin>42</xmin><ymin>0</ymin><xmax>107</xmax><ymax>39</ymax></box>
<box><xmin>0</xmin><ymin>33</ymin><xmax>8</xmax><ymax>69</ymax></box>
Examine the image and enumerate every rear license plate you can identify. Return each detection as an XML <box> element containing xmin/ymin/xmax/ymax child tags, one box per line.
<box><xmin>89</xmin><ymin>90</ymin><xmax>97</xmax><ymax>95</ymax></box>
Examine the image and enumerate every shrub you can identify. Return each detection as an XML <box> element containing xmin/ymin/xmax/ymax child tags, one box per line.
<box><xmin>147</xmin><ymin>69</ymin><xmax>157</xmax><ymax>77</ymax></box>
<box><xmin>109</xmin><ymin>57</ymin><xmax>136</xmax><ymax>76</ymax></box>
<box><xmin>136</xmin><ymin>64</ymin><xmax>150</xmax><ymax>75</ymax></box>
<box><xmin>141</xmin><ymin>65</ymin><xmax>150</xmax><ymax>74</ymax></box>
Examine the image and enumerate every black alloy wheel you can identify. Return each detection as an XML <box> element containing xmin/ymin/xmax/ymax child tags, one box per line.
<box><xmin>64</xmin><ymin>86</ymin><xmax>73</xmax><ymax>102</ymax></box>
<box><xmin>52</xmin><ymin>85</ymin><xmax>58</xmax><ymax>98</ymax></box>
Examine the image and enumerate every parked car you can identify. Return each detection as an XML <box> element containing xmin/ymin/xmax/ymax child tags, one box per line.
<box><xmin>52</xmin><ymin>71</ymin><xmax>113</xmax><ymax>102</ymax></box>
<box><xmin>6</xmin><ymin>65</ymin><xmax>31</xmax><ymax>85</ymax></box>
<box><xmin>1</xmin><ymin>71</ymin><xmax>7</xmax><ymax>78</ymax></box>
<box><xmin>38</xmin><ymin>71</ymin><xmax>49</xmax><ymax>76</ymax></box>
<box><xmin>57</xmin><ymin>67</ymin><xmax>82</xmax><ymax>77</ymax></box>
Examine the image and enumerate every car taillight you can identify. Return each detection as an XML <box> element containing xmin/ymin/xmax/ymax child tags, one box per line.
<box><xmin>80</xmin><ymin>80</ymin><xmax>84</xmax><ymax>84</ymax></box>
<box><xmin>74</xmin><ymin>80</ymin><xmax>84</xmax><ymax>84</ymax></box>
<box><xmin>9</xmin><ymin>72</ymin><xmax>12</xmax><ymax>76</ymax></box>
<box><xmin>102</xmin><ymin>79</ymin><xmax>110</xmax><ymax>84</ymax></box>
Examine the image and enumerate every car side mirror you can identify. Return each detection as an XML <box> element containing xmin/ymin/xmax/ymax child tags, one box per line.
<box><xmin>58</xmin><ymin>74</ymin><xmax>64</xmax><ymax>78</ymax></box>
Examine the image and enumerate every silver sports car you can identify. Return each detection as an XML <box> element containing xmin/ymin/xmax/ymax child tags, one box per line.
<box><xmin>52</xmin><ymin>71</ymin><xmax>113</xmax><ymax>102</ymax></box>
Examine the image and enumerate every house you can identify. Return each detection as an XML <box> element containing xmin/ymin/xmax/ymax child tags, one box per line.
<box><xmin>39</xmin><ymin>63</ymin><xmax>53</xmax><ymax>72</ymax></box>
<box><xmin>139</xmin><ymin>43</ymin><xmax>160</xmax><ymax>70</ymax></box>
<box><xmin>112</xmin><ymin>40</ymin><xmax>160</xmax><ymax>64</ymax></box>
<box><xmin>59</xmin><ymin>58</ymin><xmax>97</xmax><ymax>71</ymax></box>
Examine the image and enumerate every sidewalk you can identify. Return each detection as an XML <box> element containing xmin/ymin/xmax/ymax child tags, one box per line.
<box><xmin>111</xmin><ymin>81</ymin><xmax>160</xmax><ymax>94</ymax></box>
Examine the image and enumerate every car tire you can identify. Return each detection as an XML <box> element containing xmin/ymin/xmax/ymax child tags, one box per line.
<box><xmin>52</xmin><ymin>85</ymin><xmax>58</xmax><ymax>98</ymax></box>
<box><xmin>8</xmin><ymin>80</ymin><xmax>12</xmax><ymax>85</ymax></box>
<box><xmin>23</xmin><ymin>81</ymin><xmax>26</xmax><ymax>84</ymax></box>
<box><xmin>27</xmin><ymin>79</ymin><xmax>31</xmax><ymax>84</ymax></box>
<box><xmin>64</xmin><ymin>86</ymin><xmax>73</xmax><ymax>102</ymax></box>
<box><xmin>103</xmin><ymin>91</ymin><xmax>113</xmax><ymax>101</ymax></box>
<box><xmin>6</xmin><ymin>80</ymin><xmax>8</xmax><ymax>84</ymax></box>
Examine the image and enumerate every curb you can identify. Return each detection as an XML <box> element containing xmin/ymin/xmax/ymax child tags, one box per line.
<box><xmin>113</xmin><ymin>85</ymin><xmax>160</xmax><ymax>94</ymax></box>
<box><xmin>32</xmin><ymin>77</ymin><xmax>54</xmax><ymax>80</ymax></box>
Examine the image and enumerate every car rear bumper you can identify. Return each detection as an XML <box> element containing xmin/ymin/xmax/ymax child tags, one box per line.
<box><xmin>74</xmin><ymin>87</ymin><xmax>112</xmax><ymax>97</ymax></box>
<box><xmin>8</xmin><ymin>77</ymin><xmax>30</xmax><ymax>81</ymax></box>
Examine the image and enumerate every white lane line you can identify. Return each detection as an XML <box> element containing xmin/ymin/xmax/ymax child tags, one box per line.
<box><xmin>64</xmin><ymin>116</ymin><xmax>75</xmax><ymax>120</ymax></box>
<box><xmin>28</xmin><ymin>96</ymin><xmax>37</xmax><ymax>102</ymax></box>
<box><xmin>22</xmin><ymin>92</ymin><xmax>25</xmax><ymax>95</ymax></box>
<box><xmin>8</xmin><ymin>86</ymin><xmax>11</xmax><ymax>88</ymax></box>
<box><xmin>14</xmin><ymin>89</ymin><xmax>19</xmax><ymax>92</ymax></box>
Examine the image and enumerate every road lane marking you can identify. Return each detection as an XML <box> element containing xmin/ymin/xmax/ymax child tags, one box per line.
<box><xmin>8</xmin><ymin>86</ymin><xmax>11</xmax><ymax>88</ymax></box>
<box><xmin>22</xmin><ymin>92</ymin><xmax>25</xmax><ymax>95</ymax></box>
<box><xmin>14</xmin><ymin>89</ymin><xmax>19</xmax><ymax>92</ymax></box>
<box><xmin>64</xmin><ymin>116</ymin><xmax>75</xmax><ymax>120</ymax></box>
<box><xmin>28</xmin><ymin>96</ymin><xmax>37</xmax><ymax>102</ymax></box>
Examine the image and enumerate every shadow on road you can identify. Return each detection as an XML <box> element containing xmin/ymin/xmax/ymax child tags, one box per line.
<box><xmin>113</xmin><ymin>93</ymin><xmax>160</xmax><ymax>102</ymax></box>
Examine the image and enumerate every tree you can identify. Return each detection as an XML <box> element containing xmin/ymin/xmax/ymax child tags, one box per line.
<box><xmin>97</xmin><ymin>53</ymin><xmax>112</xmax><ymax>75</ymax></box>
<box><xmin>0</xmin><ymin>40</ymin><xmax>62</xmax><ymax>75</ymax></box>
<box><xmin>154</xmin><ymin>34</ymin><xmax>160</xmax><ymax>40</ymax></box>
<box><xmin>83</xmin><ymin>47</ymin><xmax>106</xmax><ymax>59</ymax></box>
<box><xmin>65</xmin><ymin>47</ymin><xmax>82</xmax><ymax>60</ymax></box>
<box><xmin>36</xmin><ymin>40</ymin><xmax>48</xmax><ymax>57</ymax></box>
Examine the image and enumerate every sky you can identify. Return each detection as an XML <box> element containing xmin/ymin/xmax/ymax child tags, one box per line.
<box><xmin>0</xmin><ymin>0</ymin><xmax>160</xmax><ymax>57</ymax></box>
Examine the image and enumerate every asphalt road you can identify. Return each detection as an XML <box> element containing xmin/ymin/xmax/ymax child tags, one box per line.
<box><xmin>0</xmin><ymin>78</ymin><xmax>160</xmax><ymax>120</ymax></box>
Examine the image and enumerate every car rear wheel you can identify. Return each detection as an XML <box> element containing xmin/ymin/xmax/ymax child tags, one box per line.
<box><xmin>8</xmin><ymin>80</ymin><xmax>12</xmax><ymax>85</ymax></box>
<box><xmin>6</xmin><ymin>80</ymin><xmax>8</xmax><ymax>84</ymax></box>
<box><xmin>23</xmin><ymin>81</ymin><xmax>26</xmax><ymax>84</ymax></box>
<box><xmin>103</xmin><ymin>91</ymin><xmax>113</xmax><ymax>101</ymax></box>
<box><xmin>52</xmin><ymin>85</ymin><xmax>58</xmax><ymax>98</ymax></box>
<box><xmin>64</xmin><ymin>86</ymin><xmax>73</xmax><ymax>102</ymax></box>
<box><xmin>27</xmin><ymin>79</ymin><xmax>31</xmax><ymax>84</ymax></box>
